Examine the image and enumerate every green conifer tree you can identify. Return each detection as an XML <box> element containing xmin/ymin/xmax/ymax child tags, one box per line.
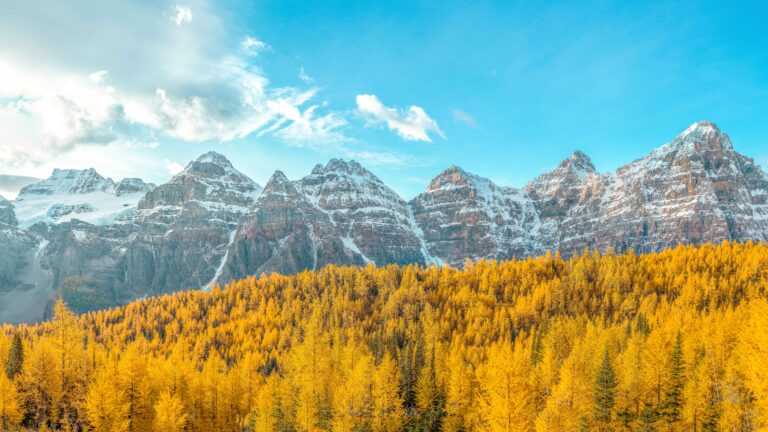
<box><xmin>637</xmin><ymin>403</ymin><xmax>658</xmax><ymax>432</ymax></box>
<box><xmin>635</xmin><ymin>314</ymin><xmax>650</xmax><ymax>336</ymax></box>
<box><xmin>594</xmin><ymin>349</ymin><xmax>618</xmax><ymax>429</ymax></box>
<box><xmin>5</xmin><ymin>333</ymin><xmax>23</xmax><ymax>379</ymax></box>
<box><xmin>662</xmin><ymin>332</ymin><xmax>685</xmax><ymax>424</ymax></box>
<box><xmin>701</xmin><ymin>384</ymin><xmax>720</xmax><ymax>432</ymax></box>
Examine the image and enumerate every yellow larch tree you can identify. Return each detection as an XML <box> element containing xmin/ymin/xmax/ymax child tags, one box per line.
<box><xmin>0</xmin><ymin>372</ymin><xmax>21</xmax><ymax>431</ymax></box>
<box><xmin>85</xmin><ymin>366</ymin><xmax>129</xmax><ymax>432</ymax></box>
<box><xmin>479</xmin><ymin>339</ymin><xmax>535</xmax><ymax>432</ymax></box>
<box><xmin>372</xmin><ymin>352</ymin><xmax>404</xmax><ymax>432</ymax></box>
<box><xmin>154</xmin><ymin>391</ymin><xmax>187</xmax><ymax>432</ymax></box>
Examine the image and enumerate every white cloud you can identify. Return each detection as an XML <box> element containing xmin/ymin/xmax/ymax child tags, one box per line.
<box><xmin>356</xmin><ymin>94</ymin><xmax>445</xmax><ymax>142</ymax></box>
<box><xmin>271</xmin><ymin>102</ymin><xmax>348</xmax><ymax>144</ymax></box>
<box><xmin>242</xmin><ymin>37</ymin><xmax>269</xmax><ymax>55</ymax></box>
<box><xmin>298</xmin><ymin>67</ymin><xmax>314</xmax><ymax>84</ymax></box>
<box><xmin>88</xmin><ymin>70</ymin><xmax>109</xmax><ymax>85</ymax></box>
<box><xmin>164</xmin><ymin>160</ymin><xmax>185</xmax><ymax>176</ymax></box>
<box><xmin>0</xmin><ymin>0</ymin><xmax>348</xmax><ymax>172</ymax></box>
<box><xmin>0</xmin><ymin>60</ymin><xmax>132</xmax><ymax>167</ymax></box>
<box><xmin>341</xmin><ymin>149</ymin><xmax>412</xmax><ymax>167</ymax></box>
<box><xmin>172</xmin><ymin>5</ymin><xmax>193</xmax><ymax>26</ymax></box>
<box><xmin>452</xmin><ymin>109</ymin><xmax>477</xmax><ymax>128</ymax></box>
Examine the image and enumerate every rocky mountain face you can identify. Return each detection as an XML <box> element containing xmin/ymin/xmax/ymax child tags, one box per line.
<box><xmin>125</xmin><ymin>151</ymin><xmax>262</xmax><ymax>295</ymax></box>
<box><xmin>528</xmin><ymin>121</ymin><xmax>768</xmax><ymax>254</ymax></box>
<box><xmin>410</xmin><ymin>165</ymin><xmax>540</xmax><ymax>267</ymax></box>
<box><xmin>221</xmin><ymin>170</ymin><xmax>358</xmax><ymax>279</ymax></box>
<box><xmin>1</xmin><ymin>121</ymin><xmax>767</xmax><ymax>323</ymax></box>
<box><xmin>296</xmin><ymin>160</ymin><xmax>432</xmax><ymax>266</ymax></box>
<box><xmin>0</xmin><ymin>195</ymin><xmax>17</xmax><ymax>227</ymax></box>
<box><xmin>220</xmin><ymin>159</ymin><xmax>433</xmax><ymax>279</ymax></box>
<box><xmin>0</xmin><ymin>195</ymin><xmax>45</xmax><ymax>322</ymax></box>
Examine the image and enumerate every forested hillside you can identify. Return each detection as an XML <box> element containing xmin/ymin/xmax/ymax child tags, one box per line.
<box><xmin>1</xmin><ymin>241</ymin><xmax>768</xmax><ymax>431</ymax></box>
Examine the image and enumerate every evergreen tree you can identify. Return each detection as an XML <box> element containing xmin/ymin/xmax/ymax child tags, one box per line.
<box><xmin>530</xmin><ymin>322</ymin><xmax>548</xmax><ymax>365</ymax></box>
<box><xmin>616</xmin><ymin>408</ymin><xmax>634</xmax><ymax>430</ymax></box>
<box><xmin>594</xmin><ymin>349</ymin><xmax>618</xmax><ymax>428</ymax></box>
<box><xmin>635</xmin><ymin>314</ymin><xmax>650</xmax><ymax>336</ymax></box>
<box><xmin>5</xmin><ymin>333</ymin><xmax>23</xmax><ymax>380</ymax></box>
<box><xmin>637</xmin><ymin>403</ymin><xmax>657</xmax><ymax>432</ymax></box>
<box><xmin>578</xmin><ymin>416</ymin><xmax>591</xmax><ymax>432</ymax></box>
<box><xmin>662</xmin><ymin>332</ymin><xmax>685</xmax><ymax>424</ymax></box>
<box><xmin>701</xmin><ymin>385</ymin><xmax>719</xmax><ymax>432</ymax></box>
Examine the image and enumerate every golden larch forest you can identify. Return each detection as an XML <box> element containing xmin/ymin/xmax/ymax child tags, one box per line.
<box><xmin>1</xmin><ymin>241</ymin><xmax>767</xmax><ymax>431</ymax></box>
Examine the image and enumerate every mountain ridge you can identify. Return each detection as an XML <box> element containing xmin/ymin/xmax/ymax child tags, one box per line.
<box><xmin>1</xmin><ymin>120</ymin><xmax>767</xmax><ymax>323</ymax></box>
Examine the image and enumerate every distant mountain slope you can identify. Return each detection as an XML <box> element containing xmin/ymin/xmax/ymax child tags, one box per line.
<box><xmin>1</xmin><ymin>121</ymin><xmax>767</xmax><ymax>323</ymax></box>
<box><xmin>13</xmin><ymin>169</ymin><xmax>155</xmax><ymax>228</ymax></box>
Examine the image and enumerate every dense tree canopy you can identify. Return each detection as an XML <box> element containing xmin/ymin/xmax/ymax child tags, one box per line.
<box><xmin>1</xmin><ymin>241</ymin><xmax>768</xmax><ymax>431</ymax></box>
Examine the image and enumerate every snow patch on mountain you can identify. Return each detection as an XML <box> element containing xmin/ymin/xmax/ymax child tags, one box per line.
<box><xmin>13</xmin><ymin>169</ymin><xmax>152</xmax><ymax>228</ymax></box>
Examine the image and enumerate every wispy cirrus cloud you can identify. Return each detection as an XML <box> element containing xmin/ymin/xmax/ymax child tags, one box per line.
<box><xmin>242</xmin><ymin>36</ymin><xmax>269</xmax><ymax>55</ymax></box>
<box><xmin>298</xmin><ymin>67</ymin><xmax>314</xmax><ymax>84</ymax></box>
<box><xmin>452</xmin><ymin>109</ymin><xmax>478</xmax><ymax>128</ymax></box>
<box><xmin>356</xmin><ymin>94</ymin><xmax>445</xmax><ymax>142</ymax></box>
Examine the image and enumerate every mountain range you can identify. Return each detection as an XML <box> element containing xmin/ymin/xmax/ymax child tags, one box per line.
<box><xmin>1</xmin><ymin>121</ymin><xmax>766</xmax><ymax>323</ymax></box>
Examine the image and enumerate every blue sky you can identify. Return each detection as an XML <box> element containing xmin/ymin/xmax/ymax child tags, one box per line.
<box><xmin>1</xmin><ymin>0</ymin><xmax>767</xmax><ymax>198</ymax></box>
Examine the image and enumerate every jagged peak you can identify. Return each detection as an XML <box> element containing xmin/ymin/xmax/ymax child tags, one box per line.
<box><xmin>674</xmin><ymin>121</ymin><xmax>728</xmax><ymax>147</ymax></box>
<box><xmin>313</xmin><ymin>159</ymin><xmax>371</xmax><ymax>177</ymax></box>
<box><xmin>427</xmin><ymin>165</ymin><xmax>496</xmax><ymax>193</ymax></box>
<box><xmin>51</xmin><ymin>167</ymin><xmax>99</xmax><ymax>176</ymax></box>
<box><xmin>311</xmin><ymin>163</ymin><xmax>325</xmax><ymax>175</ymax></box>
<box><xmin>47</xmin><ymin>168</ymin><xmax>111</xmax><ymax>185</ymax></box>
<box><xmin>173</xmin><ymin>151</ymin><xmax>256</xmax><ymax>186</ymax></box>
<box><xmin>116</xmin><ymin>177</ymin><xmax>151</xmax><ymax>186</ymax></box>
<box><xmin>115</xmin><ymin>178</ymin><xmax>155</xmax><ymax>196</ymax></box>
<box><xmin>327</xmin><ymin>158</ymin><xmax>363</xmax><ymax>171</ymax></box>
<box><xmin>194</xmin><ymin>151</ymin><xmax>234</xmax><ymax>167</ymax></box>
<box><xmin>549</xmin><ymin>150</ymin><xmax>597</xmax><ymax>177</ymax></box>
<box><xmin>258</xmin><ymin>170</ymin><xmax>305</xmax><ymax>202</ymax></box>
<box><xmin>304</xmin><ymin>159</ymin><xmax>387</xmax><ymax>190</ymax></box>
<box><xmin>18</xmin><ymin>167</ymin><xmax>115</xmax><ymax>198</ymax></box>
<box><xmin>262</xmin><ymin>170</ymin><xmax>295</xmax><ymax>194</ymax></box>
<box><xmin>649</xmin><ymin>120</ymin><xmax>733</xmax><ymax>160</ymax></box>
<box><xmin>680</xmin><ymin>120</ymin><xmax>720</xmax><ymax>137</ymax></box>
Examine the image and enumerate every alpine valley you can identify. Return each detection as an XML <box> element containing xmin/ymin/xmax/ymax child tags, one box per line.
<box><xmin>1</xmin><ymin>121</ymin><xmax>767</xmax><ymax>323</ymax></box>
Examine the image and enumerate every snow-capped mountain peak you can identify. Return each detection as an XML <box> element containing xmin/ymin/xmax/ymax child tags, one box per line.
<box><xmin>115</xmin><ymin>178</ymin><xmax>155</xmax><ymax>196</ymax></box>
<box><xmin>427</xmin><ymin>165</ymin><xmax>472</xmax><ymax>192</ymax></box>
<box><xmin>17</xmin><ymin>168</ymin><xmax>115</xmax><ymax>199</ymax></box>
<box><xmin>260</xmin><ymin>170</ymin><xmax>298</xmax><ymax>198</ymax></box>
<box><xmin>680</xmin><ymin>120</ymin><xmax>720</xmax><ymax>138</ymax></box>
<box><xmin>321</xmin><ymin>159</ymin><xmax>369</xmax><ymax>176</ymax></box>
<box><xmin>195</xmin><ymin>151</ymin><xmax>234</xmax><ymax>166</ymax></box>
<box><xmin>300</xmin><ymin>158</ymin><xmax>400</xmax><ymax>205</ymax></box>
<box><xmin>175</xmin><ymin>151</ymin><xmax>247</xmax><ymax>180</ymax></box>
<box><xmin>141</xmin><ymin>152</ymin><xmax>261</xmax><ymax>210</ymax></box>
<box><xmin>3</xmin><ymin>121</ymin><xmax>768</xmax><ymax>324</ymax></box>
<box><xmin>560</xmin><ymin>151</ymin><xmax>596</xmax><ymax>176</ymax></box>
<box><xmin>651</xmin><ymin>121</ymin><xmax>733</xmax><ymax>161</ymax></box>
<box><xmin>12</xmin><ymin>168</ymin><xmax>148</xmax><ymax>227</ymax></box>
